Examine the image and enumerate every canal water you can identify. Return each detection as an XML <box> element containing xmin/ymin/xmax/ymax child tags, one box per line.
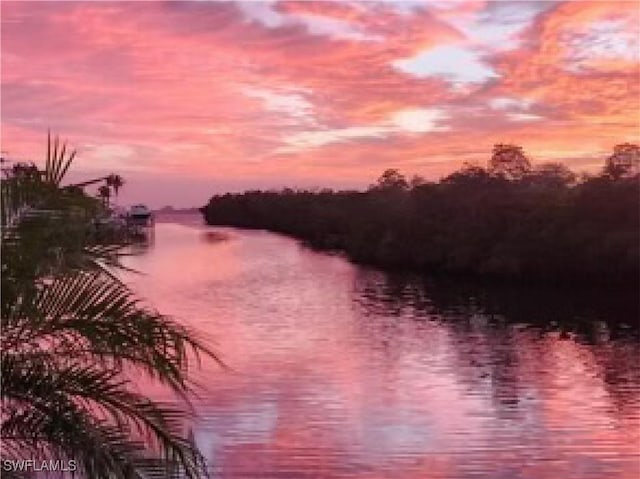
<box><xmin>121</xmin><ymin>215</ymin><xmax>639</xmax><ymax>479</ymax></box>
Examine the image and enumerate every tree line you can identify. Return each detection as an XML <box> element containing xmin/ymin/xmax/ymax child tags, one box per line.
<box><xmin>202</xmin><ymin>144</ymin><xmax>639</xmax><ymax>285</ymax></box>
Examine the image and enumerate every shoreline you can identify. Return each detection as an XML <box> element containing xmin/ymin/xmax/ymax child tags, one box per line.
<box><xmin>200</xmin><ymin>214</ymin><xmax>640</xmax><ymax>291</ymax></box>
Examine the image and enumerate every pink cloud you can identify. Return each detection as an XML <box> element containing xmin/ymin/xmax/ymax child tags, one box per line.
<box><xmin>1</xmin><ymin>1</ymin><xmax>638</xmax><ymax>206</ymax></box>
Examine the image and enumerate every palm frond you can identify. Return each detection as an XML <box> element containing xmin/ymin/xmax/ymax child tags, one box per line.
<box><xmin>43</xmin><ymin>133</ymin><xmax>75</xmax><ymax>186</ymax></box>
<box><xmin>2</xmin><ymin>133</ymin><xmax>217</xmax><ymax>478</ymax></box>
<box><xmin>2</xmin><ymin>354</ymin><xmax>207</xmax><ymax>479</ymax></box>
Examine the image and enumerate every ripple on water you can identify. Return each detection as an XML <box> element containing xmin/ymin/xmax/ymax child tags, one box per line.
<box><xmin>120</xmin><ymin>218</ymin><xmax>640</xmax><ymax>479</ymax></box>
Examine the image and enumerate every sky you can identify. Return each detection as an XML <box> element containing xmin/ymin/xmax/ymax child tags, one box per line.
<box><xmin>1</xmin><ymin>0</ymin><xmax>639</xmax><ymax>207</ymax></box>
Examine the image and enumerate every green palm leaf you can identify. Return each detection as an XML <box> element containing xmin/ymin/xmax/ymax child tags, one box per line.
<box><xmin>2</xmin><ymin>355</ymin><xmax>206</xmax><ymax>479</ymax></box>
<box><xmin>1</xmin><ymin>133</ymin><xmax>217</xmax><ymax>478</ymax></box>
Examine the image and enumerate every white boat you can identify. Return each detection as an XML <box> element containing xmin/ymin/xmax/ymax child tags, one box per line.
<box><xmin>127</xmin><ymin>204</ymin><xmax>154</xmax><ymax>229</ymax></box>
<box><xmin>129</xmin><ymin>204</ymin><xmax>152</xmax><ymax>219</ymax></box>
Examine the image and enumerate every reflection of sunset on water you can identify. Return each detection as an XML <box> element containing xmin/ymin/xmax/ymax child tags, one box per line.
<box><xmin>120</xmin><ymin>218</ymin><xmax>639</xmax><ymax>478</ymax></box>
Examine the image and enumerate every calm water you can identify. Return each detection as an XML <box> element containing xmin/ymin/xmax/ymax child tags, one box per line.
<box><xmin>121</xmin><ymin>215</ymin><xmax>640</xmax><ymax>479</ymax></box>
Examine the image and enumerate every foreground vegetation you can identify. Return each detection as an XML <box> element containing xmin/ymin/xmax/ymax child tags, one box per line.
<box><xmin>202</xmin><ymin>144</ymin><xmax>639</xmax><ymax>285</ymax></box>
<box><xmin>1</xmin><ymin>135</ymin><xmax>214</xmax><ymax>478</ymax></box>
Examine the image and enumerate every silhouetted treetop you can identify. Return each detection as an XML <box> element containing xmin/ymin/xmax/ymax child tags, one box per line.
<box><xmin>604</xmin><ymin>143</ymin><xmax>640</xmax><ymax>180</ymax></box>
<box><xmin>370</xmin><ymin>169</ymin><xmax>409</xmax><ymax>191</ymax></box>
<box><xmin>489</xmin><ymin>144</ymin><xmax>531</xmax><ymax>180</ymax></box>
<box><xmin>527</xmin><ymin>162</ymin><xmax>577</xmax><ymax>188</ymax></box>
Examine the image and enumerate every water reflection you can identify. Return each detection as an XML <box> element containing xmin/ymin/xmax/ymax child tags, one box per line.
<box><xmin>121</xmin><ymin>217</ymin><xmax>640</xmax><ymax>479</ymax></box>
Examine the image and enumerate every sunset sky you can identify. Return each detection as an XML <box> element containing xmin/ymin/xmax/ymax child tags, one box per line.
<box><xmin>2</xmin><ymin>1</ymin><xmax>639</xmax><ymax>207</ymax></box>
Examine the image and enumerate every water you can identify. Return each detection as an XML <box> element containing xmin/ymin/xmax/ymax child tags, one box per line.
<box><xmin>121</xmin><ymin>215</ymin><xmax>640</xmax><ymax>479</ymax></box>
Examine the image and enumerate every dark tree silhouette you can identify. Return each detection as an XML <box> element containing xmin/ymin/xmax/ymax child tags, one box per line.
<box><xmin>604</xmin><ymin>143</ymin><xmax>640</xmax><ymax>180</ymax></box>
<box><xmin>489</xmin><ymin>144</ymin><xmax>531</xmax><ymax>180</ymax></box>
<box><xmin>98</xmin><ymin>184</ymin><xmax>111</xmax><ymax>207</ymax></box>
<box><xmin>527</xmin><ymin>162</ymin><xmax>576</xmax><ymax>188</ymax></box>
<box><xmin>107</xmin><ymin>173</ymin><xmax>125</xmax><ymax>195</ymax></box>
<box><xmin>201</xmin><ymin>145</ymin><xmax>639</xmax><ymax>286</ymax></box>
<box><xmin>370</xmin><ymin>169</ymin><xmax>409</xmax><ymax>191</ymax></box>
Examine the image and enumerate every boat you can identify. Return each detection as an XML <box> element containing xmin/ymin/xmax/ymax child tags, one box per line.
<box><xmin>126</xmin><ymin>204</ymin><xmax>154</xmax><ymax>236</ymax></box>
<box><xmin>128</xmin><ymin>204</ymin><xmax>153</xmax><ymax>223</ymax></box>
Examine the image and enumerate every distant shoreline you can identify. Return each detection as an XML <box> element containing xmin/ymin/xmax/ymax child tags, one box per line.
<box><xmin>200</xmin><ymin>167</ymin><xmax>639</xmax><ymax>288</ymax></box>
<box><xmin>154</xmin><ymin>207</ymin><xmax>201</xmax><ymax>215</ymax></box>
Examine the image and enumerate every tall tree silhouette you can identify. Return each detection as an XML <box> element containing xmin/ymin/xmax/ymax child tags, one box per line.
<box><xmin>604</xmin><ymin>143</ymin><xmax>640</xmax><ymax>180</ymax></box>
<box><xmin>371</xmin><ymin>169</ymin><xmax>409</xmax><ymax>191</ymax></box>
<box><xmin>489</xmin><ymin>144</ymin><xmax>531</xmax><ymax>180</ymax></box>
